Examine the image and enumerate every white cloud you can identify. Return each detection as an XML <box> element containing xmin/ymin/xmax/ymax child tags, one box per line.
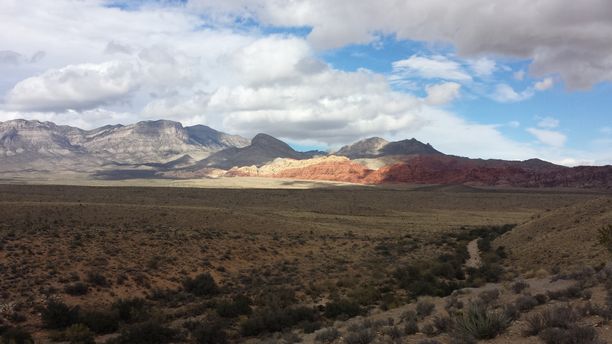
<box><xmin>391</xmin><ymin>55</ymin><xmax>472</xmax><ymax>82</ymax></box>
<box><xmin>526</xmin><ymin>127</ymin><xmax>566</xmax><ymax>147</ymax></box>
<box><xmin>491</xmin><ymin>83</ymin><xmax>534</xmax><ymax>102</ymax></box>
<box><xmin>534</xmin><ymin>77</ymin><xmax>554</xmax><ymax>91</ymax></box>
<box><xmin>5</xmin><ymin>60</ymin><xmax>142</xmax><ymax>111</ymax></box>
<box><xmin>537</xmin><ymin>116</ymin><xmax>559</xmax><ymax>129</ymax></box>
<box><xmin>424</xmin><ymin>82</ymin><xmax>461</xmax><ymax>105</ymax></box>
<box><xmin>188</xmin><ymin>0</ymin><xmax>612</xmax><ymax>89</ymax></box>
<box><xmin>469</xmin><ymin>57</ymin><xmax>496</xmax><ymax>77</ymax></box>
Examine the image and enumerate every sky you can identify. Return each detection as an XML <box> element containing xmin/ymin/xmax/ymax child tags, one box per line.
<box><xmin>0</xmin><ymin>0</ymin><xmax>611</xmax><ymax>165</ymax></box>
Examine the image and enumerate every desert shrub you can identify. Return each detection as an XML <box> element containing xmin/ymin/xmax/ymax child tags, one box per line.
<box><xmin>477</xmin><ymin>237</ymin><xmax>491</xmax><ymax>252</ymax></box>
<box><xmin>534</xmin><ymin>293</ymin><xmax>548</xmax><ymax>305</ymax></box>
<box><xmin>301</xmin><ymin>321</ymin><xmax>321</xmax><ymax>334</ymax></box>
<box><xmin>182</xmin><ymin>273</ymin><xmax>219</xmax><ymax>297</ymax></box>
<box><xmin>416</xmin><ymin>300</ymin><xmax>435</xmax><ymax>318</ymax></box>
<box><xmin>404</xmin><ymin>319</ymin><xmax>418</xmax><ymax>335</ymax></box>
<box><xmin>344</xmin><ymin>328</ymin><xmax>375</xmax><ymax>344</ymax></box>
<box><xmin>78</xmin><ymin>309</ymin><xmax>120</xmax><ymax>334</ymax></box>
<box><xmin>511</xmin><ymin>280</ymin><xmax>529</xmax><ymax>294</ymax></box>
<box><xmin>381</xmin><ymin>325</ymin><xmax>403</xmax><ymax>340</ymax></box>
<box><xmin>347</xmin><ymin>285</ymin><xmax>381</xmax><ymax>306</ymax></box>
<box><xmin>112</xmin><ymin>298</ymin><xmax>149</xmax><ymax>323</ymax></box>
<box><xmin>215</xmin><ymin>295</ymin><xmax>251</xmax><ymax>318</ymax></box>
<box><xmin>515</xmin><ymin>295</ymin><xmax>539</xmax><ymax>312</ymax></box>
<box><xmin>324</xmin><ymin>299</ymin><xmax>362</xmax><ymax>319</ymax></box>
<box><xmin>523</xmin><ymin>305</ymin><xmax>579</xmax><ymax>336</ymax></box>
<box><xmin>539</xmin><ymin>325</ymin><xmax>598</xmax><ymax>344</ymax></box>
<box><xmin>421</xmin><ymin>323</ymin><xmax>436</xmax><ymax>336</ymax></box>
<box><xmin>546</xmin><ymin>284</ymin><xmax>582</xmax><ymax>301</ymax></box>
<box><xmin>394</xmin><ymin>264</ymin><xmax>463</xmax><ymax>298</ymax></box>
<box><xmin>418</xmin><ymin>340</ymin><xmax>441</xmax><ymax>344</ymax></box>
<box><xmin>0</xmin><ymin>327</ymin><xmax>33</xmax><ymax>344</ymax></box>
<box><xmin>502</xmin><ymin>304</ymin><xmax>520</xmax><ymax>321</ymax></box>
<box><xmin>315</xmin><ymin>327</ymin><xmax>340</xmax><ymax>343</ymax></box>
<box><xmin>112</xmin><ymin>320</ymin><xmax>178</xmax><ymax>344</ymax></box>
<box><xmin>64</xmin><ymin>282</ymin><xmax>89</xmax><ymax>296</ymax></box>
<box><xmin>451</xmin><ymin>302</ymin><xmax>510</xmax><ymax>341</ymax></box>
<box><xmin>86</xmin><ymin>271</ymin><xmax>109</xmax><ymax>287</ymax></box>
<box><xmin>191</xmin><ymin>319</ymin><xmax>228</xmax><ymax>344</ymax></box>
<box><xmin>41</xmin><ymin>300</ymin><xmax>79</xmax><ymax>329</ymax></box>
<box><xmin>432</xmin><ymin>315</ymin><xmax>451</xmax><ymax>333</ymax></box>
<box><xmin>64</xmin><ymin>324</ymin><xmax>95</xmax><ymax>344</ymax></box>
<box><xmin>478</xmin><ymin>289</ymin><xmax>500</xmax><ymax>305</ymax></box>
<box><xmin>597</xmin><ymin>224</ymin><xmax>612</xmax><ymax>253</ymax></box>
<box><xmin>240</xmin><ymin>306</ymin><xmax>317</xmax><ymax>336</ymax></box>
<box><xmin>255</xmin><ymin>287</ymin><xmax>296</xmax><ymax>308</ymax></box>
<box><xmin>445</xmin><ymin>295</ymin><xmax>464</xmax><ymax>312</ymax></box>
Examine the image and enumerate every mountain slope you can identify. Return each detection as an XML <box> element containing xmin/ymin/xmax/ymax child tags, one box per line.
<box><xmin>335</xmin><ymin>137</ymin><xmax>441</xmax><ymax>158</ymax></box>
<box><xmin>195</xmin><ymin>133</ymin><xmax>309</xmax><ymax>169</ymax></box>
<box><xmin>495</xmin><ymin>197</ymin><xmax>612</xmax><ymax>271</ymax></box>
<box><xmin>0</xmin><ymin>119</ymin><xmax>249</xmax><ymax>170</ymax></box>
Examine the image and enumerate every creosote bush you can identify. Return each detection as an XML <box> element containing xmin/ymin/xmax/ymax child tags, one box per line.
<box><xmin>598</xmin><ymin>225</ymin><xmax>612</xmax><ymax>253</ymax></box>
<box><xmin>182</xmin><ymin>273</ymin><xmax>219</xmax><ymax>297</ymax></box>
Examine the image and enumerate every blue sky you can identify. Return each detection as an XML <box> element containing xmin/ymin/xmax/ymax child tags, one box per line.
<box><xmin>0</xmin><ymin>0</ymin><xmax>611</xmax><ymax>165</ymax></box>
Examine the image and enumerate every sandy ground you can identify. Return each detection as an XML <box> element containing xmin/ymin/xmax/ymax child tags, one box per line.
<box><xmin>465</xmin><ymin>239</ymin><xmax>482</xmax><ymax>269</ymax></box>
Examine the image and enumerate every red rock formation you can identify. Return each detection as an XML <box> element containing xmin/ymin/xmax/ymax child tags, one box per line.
<box><xmin>233</xmin><ymin>154</ymin><xmax>612</xmax><ymax>189</ymax></box>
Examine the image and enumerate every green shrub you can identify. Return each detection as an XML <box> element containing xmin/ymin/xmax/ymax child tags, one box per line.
<box><xmin>404</xmin><ymin>319</ymin><xmax>418</xmax><ymax>335</ymax></box>
<box><xmin>0</xmin><ymin>327</ymin><xmax>33</xmax><ymax>344</ymax></box>
<box><xmin>215</xmin><ymin>295</ymin><xmax>251</xmax><ymax>318</ymax></box>
<box><xmin>86</xmin><ymin>271</ymin><xmax>109</xmax><ymax>287</ymax></box>
<box><xmin>240</xmin><ymin>306</ymin><xmax>317</xmax><ymax>336</ymax></box>
<box><xmin>113</xmin><ymin>320</ymin><xmax>178</xmax><ymax>344</ymax></box>
<box><xmin>42</xmin><ymin>300</ymin><xmax>79</xmax><ymax>329</ymax></box>
<box><xmin>451</xmin><ymin>302</ymin><xmax>510</xmax><ymax>341</ymax></box>
<box><xmin>183</xmin><ymin>273</ymin><xmax>219</xmax><ymax>297</ymax></box>
<box><xmin>314</xmin><ymin>327</ymin><xmax>340</xmax><ymax>343</ymax></box>
<box><xmin>598</xmin><ymin>225</ymin><xmax>612</xmax><ymax>253</ymax></box>
<box><xmin>64</xmin><ymin>282</ymin><xmax>89</xmax><ymax>296</ymax></box>
<box><xmin>64</xmin><ymin>324</ymin><xmax>95</xmax><ymax>344</ymax></box>
<box><xmin>344</xmin><ymin>328</ymin><xmax>375</xmax><ymax>344</ymax></box>
<box><xmin>416</xmin><ymin>300</ymin><xmax>435</xmax><ymax>318</ymax></box>
<box><xmin>112</xmin><ymin>298</ymin><xmax>149</xmax><ymax>323</ymax></box>
<box><xmin>539</xmin><ymin>325</ymin><xmax>598</xmax><ymax>344</ymax></box>
<box><xmin>324</xmin><ymin>299</ymin><xmax>362</xmax><ymax>319</ymax></box>
<box><xmin>79</xmin><ymin>309</ymin><xmax>120</xmax><ymax>334</ymax></box>
<box><xmin>191</xmin><ymin>320</ymin><xmax>228</xmax><ymax>344</ymax></box>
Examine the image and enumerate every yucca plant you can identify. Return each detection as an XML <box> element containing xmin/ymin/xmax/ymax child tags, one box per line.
<box><xmin>452</xmin><ymin>302</ymin><xmax>510</xmax><ymax>341</ymax></box>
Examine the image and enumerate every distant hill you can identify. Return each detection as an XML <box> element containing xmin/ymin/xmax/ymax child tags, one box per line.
<box><xmin>192</xmin><ymin>133</ymin><xmax>313</xmax><ymax>170</ymax></box>
<box><xmin>334</xmin><ymin>137</ymin><xmax>441</xmax><ymax>158</ymax></box>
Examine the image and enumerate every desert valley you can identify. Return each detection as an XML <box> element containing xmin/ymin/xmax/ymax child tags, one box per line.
<box><xmin>2</xmin><ymin>1</ymin><xmax>612</xmax><ymax>343</ymax></box>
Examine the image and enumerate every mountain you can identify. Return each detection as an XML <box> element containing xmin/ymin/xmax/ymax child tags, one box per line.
<box><xmin>335</xmin><ymin>137</ymin><xmax>441</xmax><ymax>158</ymax></box>
<box><xmin>193</xmin><ymin>133</ymin><xmax>312</xmax><ymax>170</ymax></box>
<box><xmin>380</xmin><ymin>138</ymin><xmax>442</xmax><ymax>156</ymax></box>
<box><xmin>0</xmin><ymin>119</ymin><xmax>249</xmax><ymax>171</ymax></box>
<box><xmin>334</xmin><ymin>137</ymin><xmax>389</xmax><ymax>158</ymax></box>
<box><xmin>1</xmin><ymin>119</ymin><xmax>611</xmax><ymax>189</ymax></box>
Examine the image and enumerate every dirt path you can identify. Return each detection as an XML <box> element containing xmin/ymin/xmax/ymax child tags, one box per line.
<box><xmin>465</xmin><ymin>238</ymin><xmax>482</xmax><ymax>269</ymax></box>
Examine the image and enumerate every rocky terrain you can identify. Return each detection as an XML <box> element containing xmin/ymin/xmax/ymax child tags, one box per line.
<box><xmin>1</xmin><ymin>119</ymin><xmax>611</xmax><ymax>189</ymax></box>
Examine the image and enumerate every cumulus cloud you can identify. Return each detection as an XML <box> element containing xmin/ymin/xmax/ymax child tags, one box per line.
<box><xmin>5</xmin><ymin>61</ymin><xmax>142</xmax><ymax>111</ymax></box>
<box><xmin>424</xmin><ymin>82</ymin><xmax>461</xmax><ymax>105</ymax></box>
<box><xmin>491</xmin><ymin>84</ymin><xmax>534</xmax><ymax>103</ymax></box>
<box><xmin>526</xmin><ymin>127</ymin><xmax>567</xmax><ymax>147</ymax></box>
<box><xmin>391</xmin><ymin>55</ymin><xmax>472</xmax><ymax>82</ymax></box>
<box><xmin>187</xmin><ymin>0</ymin><xmax>612</xmax><ymax>89</ymax></box>
<box><xmin>469</xmin><ymin>57</ymin><xmax>496</xmax><ymax>77</ymax></box>
<box><xmin>534</xmin><ymin>77</ymin><xmax>554</xmax><ymax>91</ymax></box>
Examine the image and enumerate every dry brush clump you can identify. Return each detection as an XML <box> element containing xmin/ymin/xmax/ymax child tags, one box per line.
<box><xmin>450</xmin><ymin>302</ymin><xmax>511</xmax><ymax>343</ymax></box>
